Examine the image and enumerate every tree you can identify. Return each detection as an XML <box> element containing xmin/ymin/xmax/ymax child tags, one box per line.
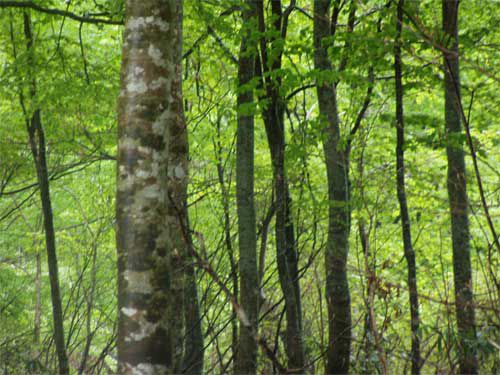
<box><xmin>255</xmin><ymin>1</ymin><xmax>305</xmax><ymax>369</ymax></box>
<box><xmin>0</xmin><ymin>0</ymin><xmax>498</xmax><ymax>373</ymax></box>
<box><xmin>235</xmin><ymin>1</ymin><xmax>259</xmax><ymax>373</ymax></box>
<box><xmin>22</xmin><ymin>12</ymin><xmax>69</xmax><ymax>375</ymax></box>
<box><xmin>313</xmin><ymin>1</ymin><xmax>353</xmax><ymax>372</ymax></box>
<box><xmin>442</xmin><ymin>1</ymin><xmax>478</xmax><ymax>373</ymax></box>
<box><xmin>166</xmin><ymin>3</ymin><xmax>204</xmax><ymax>373</ymax></box>
<box><xmin>394</xmin><ymin>1</ymin><xmax>421</xmax><ymax>373</ymax></box>
<box><xmin>116</xmin><ymin>0</ymin><xmax>182</xmax><ymax>372</ymax></box>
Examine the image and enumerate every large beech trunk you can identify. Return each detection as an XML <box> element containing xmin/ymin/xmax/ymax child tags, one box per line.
<box><xmin>116</xmin><ymin>0</ymin><xmax>182</xmax><ymax>373</ymax></box>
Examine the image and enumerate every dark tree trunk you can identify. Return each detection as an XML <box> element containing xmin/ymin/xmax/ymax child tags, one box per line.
<box><xmin>168</xmin><ymin>4</ymin><xmax>204</xmax><ymax>374</ymax></box>
<box><xmin>116</xmin><ymin>0</ymin><xmax>182</xmax><ymax>373</ymax></box>
<box><xmin>394</xmin><ymin>1</ymin><xmax>421</xmax><ymax>373</ymax></box>
<box><xmin>442</xmin><ymin>1</ymin><xmax>478</xmax><ymax>373</ymax></box>
<box><xmin>23</xmin><ymin>13</ymin><xmax>69</xmax><ymax>375</ymax></box>
<box><xmin>313</xmin><ymin>1</ymin><xmax>352</xmax><ymax>373</ymax></box>
<box><xmin>262</xmin><ymin>100</ymin><xmax>304</xmax><ymax>371</ymax></box>
<box><xmin>181</xmin><ymin>259</ymin><xmax>204</xmax><ymax>374</ymax></box>
<box><xmin>256</xmin><ymin>1</ymin><xmax>304</xmax><ymax>369</ymax></box>
<box><xmin>34</xmin><ymin>250</ymin><xmax>42</xmax><ymax>347</ymax></box>
<box><xmin>235</xmin><ymin>1</ymin><xmax>259</xmax><ymax>373</ymax></box>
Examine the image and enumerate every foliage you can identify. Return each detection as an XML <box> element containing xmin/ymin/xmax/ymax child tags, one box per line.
<box><xmin>0</xmin><ymin>0</ymin><xmax>498</xmax><ymax>373</ymax></box>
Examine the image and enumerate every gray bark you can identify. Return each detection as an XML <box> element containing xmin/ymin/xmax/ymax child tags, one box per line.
<box><xmin>116</xmin><ymin>0</ymin><xmax>182</xmax><ymax>373</ymax></box>
<box><xmin>442</xmin><ymin>1</ymin><xmax>478</xmax><ymax>373</ymax></box>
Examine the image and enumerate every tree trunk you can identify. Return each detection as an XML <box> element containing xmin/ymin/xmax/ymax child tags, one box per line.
<box><xmin>34</xmin><ymin>250</ymin><xmax>42</xmax><ymax>347</ymax></box>
<box><xmin>181</xmin><ymin>258</ymin><xmax>204</xmax><ymax>374</ymax></box>
<box><xmin>262</xmin><ymin>100</ymin><xmax>304</xmax><ymax>371</ymax></box>
<box><xmin>168</xmin><ymin>4</ymin><xmax>204</xmax><ymax>373</ymax></box>
<box><xmin>442</xmin><ymin>1</ymin><xmax>478</xmax><ymax>373</ymax></box>
<box><xmin>256</xmin><ymin>1</ymin><xmax>304</xmax><ymax>368</ymax></box>
<box><xmin>23</xmin><ymin>13</ymin><xmax>69</xmax><ymax>375</ymax></box>
<box><xmin>116</xmin><ymin>0</ymin><xmax>182</xmax><ymax>373</ymax></box>
<box><xmin>394</xmin><ymin>1</ymin><xmax>421</xmax><ymax>373</ymax></box>
<box><xmin>313</xmin><ymin>1</ymin><xmax>352</xmax><ymax>373</ymax></box>
<box><xmin>234</xmin><ymin>1</ymin><xmax>259</xmax><ymax>373</ymax></box>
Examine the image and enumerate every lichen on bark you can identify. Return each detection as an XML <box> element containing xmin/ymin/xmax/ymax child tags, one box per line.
<box><xmin>116</xmin><ymin>0</ymin><xmax>180</xmax><ymax>373</ymax></box>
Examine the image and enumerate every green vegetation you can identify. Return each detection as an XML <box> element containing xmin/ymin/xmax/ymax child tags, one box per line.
<box><xmin>0</xmin><ymin>0</ymin><xmax>498</xmax><ymax>374</ymax></box>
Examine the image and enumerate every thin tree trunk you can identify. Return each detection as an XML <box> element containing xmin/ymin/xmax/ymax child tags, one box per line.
<box><xmin>181</xmin><ymin>257</ymin><xmax>204</xmax><ymax>374</ymax></box>
<box><xmin>313</xmin><ymin>1</ymin><xmax>352</xmax><ymax>373</ymax></box>
<box><xmin>168</xmin><ymin>4</ymin><xmax>204</xmax><ymax>373</ymax></box>
<box><xmin>442</xmin><ymin>1</ymin><xmax>478</xmax><ymax>373</ymax></box>
<box><xmin>34</xmin><ymin>250</ymin><xmax>42</xmax><ymax>346</ymax></box>
<box><xmin>255</xmin><ymin>1</ymin><xmax>304</xmax><ymax>368</ymax></box>
<box><xmin>23</xmin><ymin>13</ymin><xmax>69</xmax><ymax>375</ymax></box>
<box><xmin>167</xmin><ymin>2</ymin><xmax>187</xmax><ymax>371</ymax></box>
<box><xmin>116</xmin><ymin>0</ymin><xmax>181</xmax><ymax>372</ymax></box>
<box><xmin>394</xmin><ymin>1</ymin><xmax>421</xmax><ymax>373</ymax></box>
<box><xmin>263</xmin><ymin>104</ymin><xmax>304</xmax><ymax>372</ymax></box>
<box><xmin>235</xmin><ymin>1</ymin><xmax>259</xmax><ymax>373</ymax></box>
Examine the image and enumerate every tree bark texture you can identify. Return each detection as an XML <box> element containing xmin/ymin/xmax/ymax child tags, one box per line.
<box><xmin>442</xmin><ymin>1</ymin><xmax>478</xmax><ymax>373</ymax></box>
<box><xmin>116</xmin><ymin>0</ymin><xmax>181</xmax><ymax>373</ymax></box>
<box><xmin>313</xmin><ymin>1</ymin><xmax>352</xmax><ymax>373</ymax></box>
<box><xmin>394</xmin><ymin>1</ymin><xmax>421</xmax><ymax>373</ymax></box>
<box><xmin>235</xmin><ymin>1</ymin><xmax>259</xmax><ymax>373</ymax></box>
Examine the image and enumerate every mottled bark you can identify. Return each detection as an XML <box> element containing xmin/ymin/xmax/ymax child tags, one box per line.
<box><xmin>394</xmin><ymin>1</ymin><xmax>421</xmax><ymax>373</ymax></box>
<box><xmin>235</xmin><ymin>1</ymin><xmax>259</xmax><ymax>373</ymax></box>
<box><xmin>256</xmin><ymin>1</ymin><xmax>304</xmax><ymax>369</ymax></box>
<box><xmin>23</xmin><ymin>13</ymin><xmax>69</xmax><ymax>375</ymax></box>
<box><xmin>313</xmin><ymin>1</ymin><xmax>352</xmax><ymax>373</ymax></box>
<box><xmin>442</xmin><ymin>1</ymin><xmax>478</xmax><ymax>373</ymax></box>
<box><xmin>116</xmin><ymin>0</ymin><xmax>181</xmax><ymax>373</ymax></box>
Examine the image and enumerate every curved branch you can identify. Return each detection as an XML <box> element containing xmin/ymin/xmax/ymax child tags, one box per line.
<box><xmin>0</xmin><ymin>1</ymin><xmax>123</xmax><ymax>25</ymax></box>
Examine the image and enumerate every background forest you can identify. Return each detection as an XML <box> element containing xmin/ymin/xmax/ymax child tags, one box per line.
<box><xmin>0</xmin><ymin>0</ymin><xmax>498</xmax><ymax>374</ymax></box>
